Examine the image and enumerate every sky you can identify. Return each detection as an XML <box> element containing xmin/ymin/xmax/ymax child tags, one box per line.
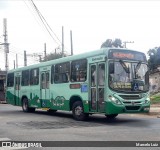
<box><xmin>0</xmin><ymin>0</ymin><xmax>160</xmax><ymax>70</ymax></box>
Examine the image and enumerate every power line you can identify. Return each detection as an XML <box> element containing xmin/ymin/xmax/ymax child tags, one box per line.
<box><xmin>24</xmin><ymin>0</ymin><xmax>70</xmax><ymax>54</ymax></box>
<box><xmin>29</xmin><ymin>0</ymin><xmax>61</xmax><ymax>46</ymax></box>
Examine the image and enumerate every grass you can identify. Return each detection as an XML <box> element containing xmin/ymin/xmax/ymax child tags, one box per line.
<box><xmin>150</xmin><ymin>94</ymin><xmax>160</xmax><ymax>104</ymax></box>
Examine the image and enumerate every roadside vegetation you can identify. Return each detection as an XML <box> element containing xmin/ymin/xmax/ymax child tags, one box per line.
<box><xmin>150</xmin><ymin>93</ymin><xmax>160</xmax><ymax>104</ymax></box>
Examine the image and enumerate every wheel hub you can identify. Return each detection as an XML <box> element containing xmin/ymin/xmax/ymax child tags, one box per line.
<box><xmin>75</xmin><ymin>106</ymin><xmax>82</xmax><ymax>116</ymax></box>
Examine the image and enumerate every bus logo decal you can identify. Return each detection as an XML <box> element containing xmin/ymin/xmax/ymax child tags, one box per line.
<box><xmin>52</xmin><ymin>96</ymin><xmax>65</xmax><ymax>107</ymax></box>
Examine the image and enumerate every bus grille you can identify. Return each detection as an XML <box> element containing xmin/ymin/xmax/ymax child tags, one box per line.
<box><xmin>119</xmin><ymin>95</ymin><xmax>140</xmax><ymax>100</ymax></box>
<box><xmin>123</xmin><ymin>101</ymin><xmax>141</xmax><ymax>105</ymax></box>
<box><xmin>125</xmin><ymin>106</ymin><xmax>140</xmax><ymax>110</ymax></box>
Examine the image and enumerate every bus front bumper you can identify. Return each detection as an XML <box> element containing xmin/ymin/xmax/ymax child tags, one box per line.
<box><xmin>105</xmin><ymin>102</ymin><xmax>150</xmax><ymax>115</ymax></box>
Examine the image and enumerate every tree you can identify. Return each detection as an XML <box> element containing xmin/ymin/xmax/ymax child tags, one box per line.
<box><xmin>101</xmin><ymin>38</ymin><xmax>123</xmax><ymax>48</ymax></box>
<box><xmin>42</xmin><ymin>52</ymin><xmax>68</xmax><ymax>62</ymax></box>
<box><xmin>112</xmin><ymin>38</ymin><xmax>123</xmax><ymax>48</ymax></box>
<box><xmin>147</xmin><ymin>47</ymin><xmax>160</xmax><ymax>71</ymax></box>
<box><xmin>101</xmin><ymin>39</ymin><xmax>113</xmax><ymax>48</ymax></box>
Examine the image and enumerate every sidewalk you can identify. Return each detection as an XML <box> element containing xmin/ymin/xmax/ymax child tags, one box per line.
<box><xmin>149</xmin><ymin>104</ymin><xmax>160</xmax><ymax>117</ymax></box>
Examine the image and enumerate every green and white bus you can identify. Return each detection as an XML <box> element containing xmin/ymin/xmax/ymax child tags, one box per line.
<box><xmin>6</xmin><ymin>48</ymin><xmax>150</xmax><ymax>120</ymax></box>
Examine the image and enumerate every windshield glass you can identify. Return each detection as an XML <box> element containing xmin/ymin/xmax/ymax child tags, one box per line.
<box><xmin>109</xmin><ymin>60</ymin><xmax>149</xmax><ymax>92</ymax></box>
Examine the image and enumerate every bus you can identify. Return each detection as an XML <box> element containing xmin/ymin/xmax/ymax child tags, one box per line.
<box><xmin>6</xmin><ymin>48</ymin><xmax>150</xmax><ymax>121</ymax></box>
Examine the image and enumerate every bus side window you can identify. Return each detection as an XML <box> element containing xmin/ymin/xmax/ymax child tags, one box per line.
<box><xmin>71</xmin><ymin>59</ymin><xmax>87</xmax><ymax>82</ymax></box>
<box><xmin>22</xmin><ymin>70</ymin><xmax>29</xmax><ymax>86</ymax></box>
<box><xmin>54</xmin><ymin>62</ymin><xmax>70</xmax><ymax>83</ymax></box>
<box><xmin>30</xmin><ymin>68</ymin><xmax>39</xmax><ymax>85</ymax></box>
<box><xmin>98</xmin><ymin>64</ymin><xmax>105</xmax><ymax>86</ymax></box>
<box><xmin>51</xmin><ymin>65</ymin><xmax>54</xmax><ymax>84</ymax></box>
<box><xmin>46</xmin><ymin>72</ymin><xmax>49</xmax><ymax>89</ymax></box>
<box><xmin>91</xmin><ymin>65</ymin><xmax>96</xmax><ymax>86</ymax></box>
<box><xmin>7</xmin><ymin>73</ymin><xmax>14</xmax><ymax>87</ymax></box>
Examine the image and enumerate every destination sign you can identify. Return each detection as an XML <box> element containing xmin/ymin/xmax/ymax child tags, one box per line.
<box><xmin>108</xmin><ymin>49</ymin><xmax>147</xmax><ymax>62</ymax></box>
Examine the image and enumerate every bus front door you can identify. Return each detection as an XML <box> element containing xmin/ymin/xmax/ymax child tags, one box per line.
<box><xmin>90</xmin><ymin>63</ymin><xmax>105</xmax><ymax>112</ymax></box>
<box><xmin>40</xmin><ymin>71</ymin><xmax>50</xmax><ymax>107</ymax></box>
<box><xmin>14</xmin><ymin>76</ymin><xmax>21</xmax><ymax>106</ymax></box>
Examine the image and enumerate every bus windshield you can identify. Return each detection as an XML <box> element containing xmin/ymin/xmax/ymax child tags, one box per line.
<box><xmin>109</xmin><ymin>60</ymin><xmax>149</xmax><ymax>93</ymax></box>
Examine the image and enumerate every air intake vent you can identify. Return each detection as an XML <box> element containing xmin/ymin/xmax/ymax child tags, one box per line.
<box><xmin>119</xmin><ymin>95</ymin><xmax>140</xmax><ymax>100</ymax></box>
<box><xmin>125</xmin><ymin>106</ymin><xmax>140</xmax><ymax>110</ymax></box>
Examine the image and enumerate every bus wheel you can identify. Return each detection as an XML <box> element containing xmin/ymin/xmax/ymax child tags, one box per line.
<box><xmin>22</xmin><ymin>98</ymin><xmax>35</xmax><ymax>113</ymax></box>
<box><xmin>72</xmin><ymin>101</ymin><xmax>88</xmax><ymax>121</ymax></box>
<box><xmin>105</xmin><ymin>114</ymin><xmax>118</xmax><ymax>119</ymax></box>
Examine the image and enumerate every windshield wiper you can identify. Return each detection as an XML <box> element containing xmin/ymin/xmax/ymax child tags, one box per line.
<box><xmin>135</xmin><ymin>61</ymin><xmax>142</xmax><ymax>73</ymax></box>
<box><xmin>119</xmin><ymin>60</ymin><xmax>130</xmax><ymax>73</ymax></box>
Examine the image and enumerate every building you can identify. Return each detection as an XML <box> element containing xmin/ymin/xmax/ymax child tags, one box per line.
<box><xmin>0</xmin><ymin>70</ymin><xmax>7</xmax><ymax>103</ymax></box>
<box><xmin>149</xmin><ymin>68</ymin><xmax>160</xmax><ymax>94</ymax></box>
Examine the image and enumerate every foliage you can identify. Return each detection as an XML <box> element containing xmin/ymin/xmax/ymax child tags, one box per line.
<box><xmin>147</xmin><ymin>47</ymin><xmax>160</xmax><ymax>71</ymax></box>
<box><xmin>101</xmin><ymin>38</ymin><xmax>123</xmax><ymax>48</ymax></box>
<box><xmin>150</xmin><ymin>94</ymin><xmax>160</xmax><ymax>104</ymax></box>
<box><xmin>41</xmin><ymin>52</ymin><xmax>68</xmax><ymax>62</ymax></box>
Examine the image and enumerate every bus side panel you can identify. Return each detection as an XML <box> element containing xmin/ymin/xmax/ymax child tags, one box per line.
<box><xmin>29</xmin><ymin>85</ymin><xmax>41</xmax><ymax>108</ymax></box>
<box><xmin>50</xmin><ymin>84</ymin><xmax>70</xmax><ymax>110</ymax></box>
<box><xmin>6</xmin><ymin>88</ymin><xmax>15</xmax><ymax>105</ymax></box>
<box><xmin>49</xmin><ymin>83</ymin><xmax>89</xmax><ymax>112</ymax></box>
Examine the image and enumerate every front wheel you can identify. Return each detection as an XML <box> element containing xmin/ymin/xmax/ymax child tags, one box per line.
<box><xmin>105</xmin><ymin>114</ymin><xmax>118</xmax><ymax>119</ymax></box>
<box><xmin>72</xmin><ymin>101</ymin><xmax>88</xmax><ymax>121</ymax></box>
<box><xmin>22</xmin><ymin>98</ymin><xmax>35</xmax><ymax>112</ymax></box>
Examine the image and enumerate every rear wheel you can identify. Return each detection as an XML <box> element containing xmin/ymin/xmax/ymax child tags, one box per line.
<box><xmin>105</xmin><ymin>114</ymin><xmax>118</xmax><ymax>119</ymax></box>
<box><xmin>72</xmin><ymin>101</ymin><xmax>88</xmax><ymax>121</ymax></box>
<box><xmin>22</xmin><ymin>98</ymin><xmax>35</xmax><ymax>112</ymax></box>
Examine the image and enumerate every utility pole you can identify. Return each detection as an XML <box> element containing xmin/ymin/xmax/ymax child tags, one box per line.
<box><xmin>24</xmin><ymin>50</ymin><xmax>27</xmax><ymax>66</ymax></box>
<box><xmin>38</xmin><ymin>55</ymin><xmax>42</xmax><ymax>62</ymax></box>
<box><xmin>44</xmin><ymin>43</ymin><xmax>46</xmax><ymax>61</ymax></box>
<box><xmin>62</xmin><ymin>26</ymin><xmax>64</xmax><ymax>57</ymax></box>
<box><xmin>70</xmin><ymin>30</ymin><xmax>73</xmax><ymax>55</ymax></box>
<box><xmin>2</xmin><ymin>18</ymin><xmax>9</xmax><ymax>71</ymax></box>
<box><xmin>16</xmin><ymin>54</ymin><xmax>18</xmax><ymax>69</ymax></box>
<box><xmin>123</xmin><ymin>41</ymin><xmax>134</xmax><ymax>48</ymax></box>
<box><xmin>13</xmin><ymin>60</ymin><xmax>15</xmax><ymax>69</ymax></box>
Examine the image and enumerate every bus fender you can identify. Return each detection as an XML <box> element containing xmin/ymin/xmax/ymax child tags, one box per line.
<box><xmin>69</xmin><ymin>95</ymin><xmax>89</xmax><ymax>113</ymax></box>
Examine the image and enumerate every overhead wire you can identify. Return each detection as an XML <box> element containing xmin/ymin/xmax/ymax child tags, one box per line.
<box><xmin>24</xmin><ymin>0</ymin><xmax>70</xmax><ymax>54</ymax></box>
<box><xmin>29</xmin><ymin>0</ymin><xmax>61</xmax><ymax>46</ymax></box>
<box><xmin>8</xmin><ymin>45</ymin><xmax>39</xmax><ymax>66</ymax></box>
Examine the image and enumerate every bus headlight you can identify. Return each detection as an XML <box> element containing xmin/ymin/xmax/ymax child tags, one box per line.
<box><xmin>144</xmin><ymin>97</ymin><xmax>150</xmax><ymax>104</ymax></box>
<box><xmin>108</xmin><ymin>95</ymin><xmax>122</xmax><ymax>105</ymax></box>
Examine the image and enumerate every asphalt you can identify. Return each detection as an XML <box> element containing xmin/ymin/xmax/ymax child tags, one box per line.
<box><xmin>0</xmin><ymin>102</ymin><xmax>160</xmax><ymax>118</ymax></box>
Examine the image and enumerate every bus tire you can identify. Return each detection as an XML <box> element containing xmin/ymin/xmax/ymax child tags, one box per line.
<box><xmin>22</xmin><ymin>98</ymin><xmax>35</xmax><ymax>113</ymax></box>
<box><xmin>72</xmin><ymin>101</ymin><xmax>88</xmax><ymax>121</ymax></box>
<box><xmin>105</xmin><ymin>114</ymin><xmax>118</xmax><ymax>119</ymax></box>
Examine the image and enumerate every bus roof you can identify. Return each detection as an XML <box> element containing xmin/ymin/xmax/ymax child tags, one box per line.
<box><xmin>7</xmin><ymin>48</ymin><xmax>145</xmax><ymax>73</ymax></box>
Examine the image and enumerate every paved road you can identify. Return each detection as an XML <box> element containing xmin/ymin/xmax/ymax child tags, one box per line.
<box><xmin>0</xmin><ymin>104</ymin><xmax>160</xmax><ymax>150</ymax></box>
